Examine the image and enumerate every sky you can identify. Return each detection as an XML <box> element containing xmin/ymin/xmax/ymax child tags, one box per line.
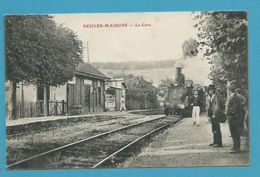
<box><xmin>53</xmin><ymin>12</ymin><xmax>211</xmax><ymax>85</ymax></box>
<box><xmin>53</xmin><ymin>12</ymin><xmax>199</xmax><ymax>63</ymax></box>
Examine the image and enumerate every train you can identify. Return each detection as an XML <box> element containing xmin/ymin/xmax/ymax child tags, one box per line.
<box><xmin>163</xmin><ymin>63</ymin><xmax>205</xmax><ymax>117</ymax></box>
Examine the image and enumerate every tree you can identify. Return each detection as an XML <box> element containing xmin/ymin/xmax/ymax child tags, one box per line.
<box><xmin>113</xmin><ymin>74</ymin><xmax>158</xmax><ymax>109</ymax></box>
<box><xmin>125</xmin><ymin>76</ymin><xmax>158</xmax><ymax>109</ymax></box>
<box><xmin>157</xmin><ymin>77</ymin><xmax>175</xmax><ymax>97</ymax></box>
<box><xmin>182</xmin><ymin>38</ymin><xmax>199</xmax><ymax>58</ymax></box>
<box><xmin>193</xmin><ymin>11</ymin><xmax>248</xmax><ymax>94</ymax></box>
<box><xmin>5</xmin><ymin>15</ymin><xmax>83</xmax><ymax>119</ymax></box>
<box><xmin>158</xmin><ymin>77</ymin><xmax>175</xmax><ymax>90</ymax></box>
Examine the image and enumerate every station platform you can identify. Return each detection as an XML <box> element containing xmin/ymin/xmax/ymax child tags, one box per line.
<box><xmin>121</xmin><ymin>114</ymin><xmax>249</xmax><ymax>167</ymax></box>
<box><xmin>6</xmin><ymin>109</ymin><xmax>158</xmax><ymax>127</ymax></box>
<box><xmin>6</xmin><ymin>109</ymin><xmax>161</xmax><ymax>135</ymax></box>
<box><xmin>6</xmin><ymin>111</ymin><xmax>124</xmax><ymax>127</ymax></box>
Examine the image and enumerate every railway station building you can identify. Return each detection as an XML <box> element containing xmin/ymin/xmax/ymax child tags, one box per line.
<box><xmin>5</xmin><ymin>63</ymin><xmax>110</xmax><ymax>119</ymax></box>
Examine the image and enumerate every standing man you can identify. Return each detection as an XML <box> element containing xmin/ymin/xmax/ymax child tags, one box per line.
<box><xmin>191</xmin><ymin>90</ymin><xmax>202</xmax><ymax>127</ymax></box>
<box><xmin>208</xmin><ymin>86</ymin><xmax>224</xmax><ymax>147</ymax></box>
<box><xmin>235</xmin><ymin>88</ymin><xmax>246</xmax><ymax>135</ymax></box>
<box><xmin>205</xmin><ymin>89</ymin><xmax>212</xmax><ymax>122</ymax></box>
<box><xmin>120</xmin><ymin>95</ymin><xmax>127</xmax><ymax>112</ymax></box>
<box><xmin>226</xmin><ymin>83</ymin><xmax>243</xmax><ymax>153</ymax></box>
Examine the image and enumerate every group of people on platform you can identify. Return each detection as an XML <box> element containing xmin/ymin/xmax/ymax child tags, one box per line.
<box><xmin>190</xmin><ymin>81</ymin><xmax>248</xmax><ymax>153</ymax></box>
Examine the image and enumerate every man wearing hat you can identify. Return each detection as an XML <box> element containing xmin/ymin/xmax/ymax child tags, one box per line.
<box><xmin>190</xmin><ymin>89</ymin><xmax>203</xmax><ymax>127</ymax></box>
<box><xmin>226</xmin><ymin>82</ymin><xmax>244</xmax><ymax>153</ymax></box>
<box><xmin>208</xmin><ymin>85</ymin><xmax>225</xmax><ymax>147</ymax></box>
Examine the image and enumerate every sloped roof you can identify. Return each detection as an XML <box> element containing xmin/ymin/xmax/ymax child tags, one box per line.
<box><xmin>75</xmin><ymin>63</ymin><xmax>110</xmax><ymax>80</ymax></box>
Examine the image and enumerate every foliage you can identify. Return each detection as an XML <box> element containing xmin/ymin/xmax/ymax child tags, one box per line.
<box><xmin>113</xmin><ymin>73</ymin><xmax>158</xmax><ymax>102</ymax></box>
<box><xmin>182</xmin><ymin>38</ymin><xmax>199</xmax><ymax>58</ymax></box>
<box><xmin>193</xmin><ymin>12</ymin><xmax>248</xmax><ymax>92</ymax></box>
<box><xmin>157</xmin><ymin>77</ymin><xmax>175</xmax><ymax>97</ymax></box>
<box><xmin>158</xmin><ymin>77</ymin><xmax>175</xmax><ymax>90</ymax></box>
<box><xmin>5</xmin><ymin>15</ymin><xmax>83</xmax><ymax>86</ymax></box>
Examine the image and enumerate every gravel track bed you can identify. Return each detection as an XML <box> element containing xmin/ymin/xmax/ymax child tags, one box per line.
<box><xmin>9</xmin><ymin>117</ymin><xmax>178</xmax><ymax>169</ymax></box>
<box><xmin>7</xmin><ymin>114</ymin><xmax>159</xmax><ymax>164</ymax></box>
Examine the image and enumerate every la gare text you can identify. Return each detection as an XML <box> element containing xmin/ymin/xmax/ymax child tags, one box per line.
<box><xmin>83</xmin><ymin>23</ymin><xmax>152</xmax><ymax>29</ymax></box>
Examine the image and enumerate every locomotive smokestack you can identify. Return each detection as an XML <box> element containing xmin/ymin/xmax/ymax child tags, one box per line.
<box><xmin>175</xmin><ymin>67</ymin><xmax>181</xmax><ymax>83</ymax></box>
<box><xmin>174</xmin><ymin>62</ymin><xmax>184</xmax><ymax>86</ymax></box>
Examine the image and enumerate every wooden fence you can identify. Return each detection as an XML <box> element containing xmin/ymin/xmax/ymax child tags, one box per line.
<box><xmin>15</xmin><ymin>100</ymin><xmax>67</xmax><ymax>118</ymax></box>
<box><xmin>15</xmin><ymin>102</ymin><xmax>38</xmax><ymax>118</ymax></box>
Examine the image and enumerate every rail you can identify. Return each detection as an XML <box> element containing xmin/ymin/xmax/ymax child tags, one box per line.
<box><xmin>7</xmin><ymin>115</ymin><xmax>167</xmax><ymax>169</ymax></box>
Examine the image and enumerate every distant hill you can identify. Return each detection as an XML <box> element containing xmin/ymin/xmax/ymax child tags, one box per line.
<box><xmin>92</xmin><ymin>59</ymin><xmax>176</xmax><ymax>70</ymax></box>
<box><xmin>93</xmin><ymin>57</ymin><xmax>211</xmax><ymax>87</ymax></box>
<box><xmin>100</xmin><ymin>67</ymin><xmax>175</xmax><ymax>87</ymax></box>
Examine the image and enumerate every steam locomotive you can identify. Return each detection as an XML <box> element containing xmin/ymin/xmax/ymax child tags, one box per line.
<box><xmin>163</xmin><ymin>64</ymin><xmax>204</xmax><ymax>117</ymax></box>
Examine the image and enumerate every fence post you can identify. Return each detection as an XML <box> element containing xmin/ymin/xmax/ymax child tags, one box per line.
<box><xmin>62</xmin><ymin>100</ymin><xmax>65</xmax><ymax>115</ymax></box>
<box><xmin>55</xmin><ymin>101</ymin><xmax>58</xmax><ymax>116</ymax></box>
<box><xmin>30</xmin><ymin>102</ymin><xmax>33</xmax><ymax>117</ymax></box>
<box><xmin>43</xmin><ymin>86</ymin><xmax>48</xmax><ymax>116</ymax></box>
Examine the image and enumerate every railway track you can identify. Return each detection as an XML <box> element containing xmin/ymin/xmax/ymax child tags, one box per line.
<box><xmin>7</xmin><ymin>114</ymin><xmax>148</xmax><ymax>138</ymax></box>
<box><xmin>7</xmin><ymin>115</ymin><xmax>181</xmax><ymax>170</ymax></box>
<box><xmin>7</xmin><ymin>109</ymin><xmax>163</xmax><ymax>138</ymax></box>
<box><xmin>7</xmin><ymin>114</ymin><xmax>164</xmax><ymax>164</ymax></box>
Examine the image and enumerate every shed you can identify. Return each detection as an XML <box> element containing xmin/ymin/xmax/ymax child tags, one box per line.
<box><xmin>67</xmin><ymin>63</ymin><xmax>110</xmax><ymax>114</ymax></box>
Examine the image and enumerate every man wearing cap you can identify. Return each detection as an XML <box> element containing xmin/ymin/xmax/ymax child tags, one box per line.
<box><xmin>190</xmin><ymin>90</ymin><xmax>202</xmax><ymax>127</ymax></box>
<box><xmin>226</xmin><ymin>83</ymin><xmax>244</xmax><ymax>153</ymax></box>
<box><xmin>208</xmin><ymin>86</ymin><xmax>224</xmax><ymax>147</ymax></box>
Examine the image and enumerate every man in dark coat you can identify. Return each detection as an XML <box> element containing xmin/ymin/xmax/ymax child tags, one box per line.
<box><xmin>235</xmin><ymin>88</ymin><xmax>246</xmax><ymax>134</ymax></box>
<box><xmin>208</xmin><ymin>86</ymin><xmax>225</xmax><ymax>147</ymax></box>
<box><xmin>227</xmin><ymin>85</ymin><xmax>244</xmax><ymax>153</ymax></box>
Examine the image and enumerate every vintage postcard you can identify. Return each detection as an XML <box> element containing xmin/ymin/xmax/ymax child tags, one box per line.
<box><xmin>5</xmin><ymin>11</ymin><xmax>249</xmax><ymax>170</ymax></box>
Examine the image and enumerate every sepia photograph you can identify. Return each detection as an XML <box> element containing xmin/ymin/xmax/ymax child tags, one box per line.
<box><xmin>5</xmin><ymin>11</ymin><xmax>249</xmax><ymax>170</ymax></box>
